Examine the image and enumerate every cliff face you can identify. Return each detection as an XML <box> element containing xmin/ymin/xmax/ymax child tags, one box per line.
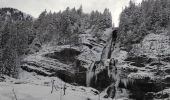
<box><xmin>131</xmin><ymin>33</ymin><xmax>170</xmax><ymax>58</ymax></box>
<box><xmin>21</xmin><ymin>28</ymin><xmax>113</xmax><ymax>86</ymax></box>
<box><xmin>20</xmin><ymin>27</ymin><xmax>170</xmax><ymax>100</ymax></box>
<box><xmin>116</xmin><ymin>32</ymin><xmax>170</xmax><ymax>100</ymax></box>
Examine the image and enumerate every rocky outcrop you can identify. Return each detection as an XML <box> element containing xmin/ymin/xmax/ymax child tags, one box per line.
<box><xmin>21</xmin><ymin>28</ymin><xmax>114</xmax><ymax>87</ymax></box>
<box><xmin>21</xmin><ymin>46</ymin><xmax>86</xmax><ymax>85</ymax></box>
<box><xmin>131</xmin><ymin>33</ymin><xmax>170</xmax><ymax>58</ymax></box>
<box><xmin>20</xmin><ymin>30</ymin><xmax>170</xmax><ymax>100</ymax></box>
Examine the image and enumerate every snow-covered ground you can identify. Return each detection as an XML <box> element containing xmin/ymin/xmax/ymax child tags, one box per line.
<box><xmin>0</xmin><ymin>71</ymin><xmax>125</xmax><ymax>100</ymax></box>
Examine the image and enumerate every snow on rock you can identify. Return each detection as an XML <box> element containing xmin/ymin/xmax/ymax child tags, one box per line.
<box><xmin>112</xmin><ymin>50</ymin><xmax>128</xmax><ymax>63</ymax></box>
<box><xmin>131</xmin><ymin>33</ymin><xmax>170</xmax><ymax>58</ymax></box>
<box><xmin>128</xmin><ymin>72</ymin><xmax>153</xmax><ymax>80</ymax></box>
<box><xmin>16</xmin><ymin>27</ymin><xmax>131</xmax><ymax>100</ymax></box>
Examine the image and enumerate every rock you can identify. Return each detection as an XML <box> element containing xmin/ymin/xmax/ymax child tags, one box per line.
<box><xmin>125</xmin><ymin>55</ymin><xmax>149</xmax><ymax>64</ymax></box>
<box><xmin>90</xmin><ymin>89</ymin><xmax>99</xmax><ymax>95</ymax></box>
<box><xmin>21</xmin><ymin>65</ymin><xmax>50</xmax><ymax>76</ymax></box>
<box><xmin>121</xmin><ymin>64</ymin><xmax>138</xmax><ymax>73</ymax></box>
<box><xmin>106</xmin><ymin>84</ymin><xmax>116</xmax><ymax>99</ymax></box>
<box><xmin>128</xmin><ymin>72</ymin><xmax>152</xmax><ymax>80</ymax></box>
<box><xmin>131</xmin><ymin>33</ymin><xmax>170</xmax><ymax>57</ymax></box>
<box><xmin>162</xmin><ymin>56</ymin><xmax>170</xmax><ymax>62</ymax></box>
<box><xmin>165</xmin><ymin>69</ymin><xmax>170</xmax><ymax>74</ymax></box>
<box><xmin>147</xmin><ymin>58</ymin><xmax>157</xmax><ymax>63</ymax></box>
<box><xmin>144</xmin><ymin>92</ymin><xmax>155</xmax><ymax>100</ymax></box>
<box><xmin>130</xmin><ymin>62</ymin><xmax>145</xmax><ymax>68</ymax></box>
<box><xmin>126</xmin><ymin>72</ymin><xmax>168</xmax><ymax>100</ymax></box>
<box><xmin>149</xmin><ymin>61</ymin><xmax>165</xmax><ymax>66</ymax></box>
<box><xmin>90</xmin><ymin>69</ymin><xmax>112</xmax><ymax>91</ymax></box>
<box><xmin>155</xmin><ymin>92</ymin><xmax>169</xmax><ymax>99</ymax></box>
<box><xmin>44</xmin><ymin>48</ymin><xmax>81</xmax><ymax>65</ymax></box>
<box><xmin>164</xmin><ymin>75</ymin><xmax>170</xmax><ymax>83</ymax></box>
<box><xmin>0</xmin><ymin>76</ymin><xmax>5</xmax><ymax>82</ymax></box>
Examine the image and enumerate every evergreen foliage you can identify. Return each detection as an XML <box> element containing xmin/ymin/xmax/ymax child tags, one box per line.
<box><xmin>119</xmin><ymin>0</ymin><xmax>170</xmax><ymax>46</ymax></box>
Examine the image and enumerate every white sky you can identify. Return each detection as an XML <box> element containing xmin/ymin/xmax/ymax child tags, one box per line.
<box><xmin>0</xmin><ymin>0</ymin><xmax>142</xmax><ymax>26</ymax></box>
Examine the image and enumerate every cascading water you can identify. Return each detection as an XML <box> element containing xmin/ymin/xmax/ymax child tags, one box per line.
<box><xmin>86</xmin><ymin>61</ymin><xmax>95</xmax><ymax>87</ymax></box>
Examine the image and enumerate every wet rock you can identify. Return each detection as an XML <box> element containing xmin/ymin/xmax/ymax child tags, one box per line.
<box><xmin>91</xmin><ymin>69</ymin><xmax>112</xmax><ymax>91</ymax></box>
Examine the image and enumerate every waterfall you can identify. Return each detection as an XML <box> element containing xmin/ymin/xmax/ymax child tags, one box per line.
<box><xmin>86</xmin><ymin>61</ymin><xmax>95</xmax><ymax>87</ymax></box>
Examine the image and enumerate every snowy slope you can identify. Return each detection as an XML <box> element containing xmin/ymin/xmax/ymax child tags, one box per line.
<box><xmin>0</xmin><ymin>71</ymin><xmax>123</xmax><ymax>100</ymax></box>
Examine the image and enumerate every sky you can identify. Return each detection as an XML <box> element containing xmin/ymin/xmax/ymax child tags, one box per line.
<box><xmin>0</xmin><ymin>0</ymin><xmax>142</xmax><ymax>26</ymax></box>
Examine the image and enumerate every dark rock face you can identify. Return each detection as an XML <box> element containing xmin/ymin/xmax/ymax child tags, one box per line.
<box><xmin>43</xmin><ymin>48</ymin><xmax>88</xmax><ymax>85</ymax></box>
<box><xmin>104</xmin><ymin>84</ymin><xmax>116</xmax><ymax>99</ymax></box>
<box><xmin>75</xmin><ymin>71</ymin><xmax>87</xmax><ymax>86</ymax></box>
<box><xmin>44</xmin><ymin>48</ymin><xmax>81</xmax><ymax>65</ymax></box>
<box><xmin>164</xmin><ymin>76</ymin><xmax>170</xmax><ymax>82</ymax></box>
<box><xmin>127</xmin><ymin>79</ymin><xmax>165</xmax><ymax>100</ymax></box>
<box><xmin>144</xmin><ymin>92</ymin><xmax>155</xmax><ymax>100</ymax></box>
<box><xmin>162</xmin><ymin>56</ymin><xmax>170</xmax><ymax>62</ymax></box>
<box><xmin>90</xmin><ymin>69</ymin><xmax>112</xmax><ymax>91</ymax></box>
<box><xmin>0</xmin><ymin>76</ymin><xmax>5</xmax><ymax>82</ymax></box>
<box><xmin>53</xmin><ymin>70</ymin><xmax>75</xmax><ymax>83</ymax></box>
<box><xmin>165</xmin><ymin>69</ymin><xmax>170</xmax><ymax>74</ymax></box>
<box><xmin>125</xmin><ymin>55</ymin><xmax>149</xmax><ymax>64</ymax></box>
<box><xmin>130</xmin><ymin>62</ymin><xmax>145</xmax><ymax>68</ymax></box>
<box><xmin>22</xmin><ymin>47</ymin><xmax>88</xmax><ymax>86</ymax></box>
<box><xmin>149</xmin><ymin>62</ymin><xmax>164</xmax><ymax>66</ymax></box>
<box><xmin>163</xmin><ymin>75</ymin><xmax>170</xmax><ymax>88</ymax></box>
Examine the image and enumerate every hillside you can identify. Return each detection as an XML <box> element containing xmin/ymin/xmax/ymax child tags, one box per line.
<box><xmin>1</xmin><ymin>0</ymin><xmax>170</xmax><ymax>100</ymax></box>
<box><xmin>0</xmin><ymin>8</ymin><xmax>32</xmax><ymax>22</ymax></box>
